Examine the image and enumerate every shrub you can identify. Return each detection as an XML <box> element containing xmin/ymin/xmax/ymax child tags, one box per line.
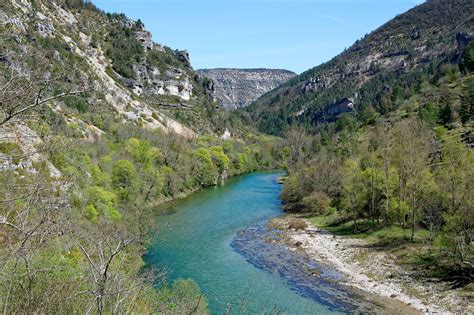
<box><xmin>105</xmin><ymin>27</ymin><xmax>143</xmax><ymax>79</ymax></box>
<box><xmin>302</xmin><ymin>191</ymin><xmax>331</xmax><ymax>214</ymax></box>
<box><xmin>63</xmin><ymin>95</ymin><xmax>89</xmax><ymax>113</ymax></box>
<box><xmin>288</xmin><ymin>218</ymin><xmax>308</xmax><ymax>230</ymax></box>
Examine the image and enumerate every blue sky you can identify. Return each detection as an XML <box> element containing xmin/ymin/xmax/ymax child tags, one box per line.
<box><xmin>93</xmin><ymin>0</ymin><xmax>424</xmax><ymax>73</ymax></box>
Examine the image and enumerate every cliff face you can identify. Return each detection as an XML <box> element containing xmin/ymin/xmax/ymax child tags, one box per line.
<box><xmin>247</xmin><ymin>0</ymin><xmax>474</xmax><ymax>134</ymax></box>
<box><xmin>0</xmin><ymin>0</ymin><xmax>220</xmax><ymax>138</ymax></box>
<box><xmin>196</xmin><ymin>69</ymin><xmax>296</xmax><ymax>109</ymax></box>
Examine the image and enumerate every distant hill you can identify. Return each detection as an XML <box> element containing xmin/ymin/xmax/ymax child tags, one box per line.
<box><xmin>246</xmin><ymin>0</ymin><xmax>474</xmax><ymax>135</ymax></box>
<box><xmin>197</xmin><ymin>68</ymin><xmax>296</xmax><ymax>109</ymax></box>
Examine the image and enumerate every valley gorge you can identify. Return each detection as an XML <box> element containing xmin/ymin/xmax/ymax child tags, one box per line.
<box><xmin>0</xmin><ymin>0</ymin><xmax>473</xmax><ymax>314</ymax></box>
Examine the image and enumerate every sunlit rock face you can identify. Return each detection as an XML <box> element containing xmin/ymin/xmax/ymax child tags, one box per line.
<box><xmin>197</xmin><ymin>68</ymin><xmax>296</xmax><ymax>109</ymax></box>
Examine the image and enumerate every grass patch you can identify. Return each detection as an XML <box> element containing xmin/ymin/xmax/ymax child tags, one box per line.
<box><xmin>308</xmin><ymin>212</ymin><xmax>430</xmax><ymax>242</ymax></box>
<box><xmin>0</xmin><ymin>142</ymin><xmax>24</xmax><ymax>164</ymax></box>
<box><xmin>267</xmin><ymin>218</ymin><xmax>285</xmax><ymax>230</ymax></box>
<box><xmin>0</xmin><ymin>142</ymin><xmax>21</xmax><ymax>155</ymax></box>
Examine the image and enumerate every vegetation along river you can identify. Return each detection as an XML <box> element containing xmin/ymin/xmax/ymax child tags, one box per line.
<box><xmin>145</xmin><ymin>172</ymin><xmax>380</xmax><ymax>314</ymax></box>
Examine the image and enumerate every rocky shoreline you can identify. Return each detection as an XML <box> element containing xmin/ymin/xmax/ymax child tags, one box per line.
<box><xmin>272</xmin><ymin>217</ymin><xmax>473</xmax><ymax>315</ymax></box>
<box><xmin>230</xmin><ymin>223</ymin><xmax>384</xmax><ymax>313</ymax></box>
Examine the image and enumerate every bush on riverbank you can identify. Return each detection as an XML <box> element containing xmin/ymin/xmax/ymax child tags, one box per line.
<box><xmin>288</xmin><ymin>218</ymin><xmax>308</xmax><ymax>231</ymax></box>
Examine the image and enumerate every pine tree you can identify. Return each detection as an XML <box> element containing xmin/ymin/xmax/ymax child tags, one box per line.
<box><xmin>460</xmin><ymin>78</ymin><xmax>474</xmax><ymax>124</ymax></box>
<box><xmin>460</xmin><ymin>41</ymin><xmax>474</xmax><ymax>74</ymax></box>
<box><xmin>438</xmin><ymin>103</ymin><xmax>453</xmax><ymax>126</ymax></box>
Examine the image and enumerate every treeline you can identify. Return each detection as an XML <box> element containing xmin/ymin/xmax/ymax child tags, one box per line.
<box><xmin>281</xmin><ymin>72</ymin><xmax>473</xmax><ymax>270</ymax></box>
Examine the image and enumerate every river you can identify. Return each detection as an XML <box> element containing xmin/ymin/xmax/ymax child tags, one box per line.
<box><xmin>145</xmin><ymin>172</ymin><xmax>375</xmax><ymax>314</ymax></box>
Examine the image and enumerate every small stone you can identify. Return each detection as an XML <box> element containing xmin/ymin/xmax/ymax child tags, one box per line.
<box><xmin>295</xmin><ymin>241</ymin><xmax>303</xmax><ymax>247</ymax></box>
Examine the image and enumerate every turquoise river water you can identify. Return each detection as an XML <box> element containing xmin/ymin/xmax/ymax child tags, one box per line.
<box><xmin>145</xmin><ymin>172</ymin><xmax>373</xmax><ymax>314</ymax></box>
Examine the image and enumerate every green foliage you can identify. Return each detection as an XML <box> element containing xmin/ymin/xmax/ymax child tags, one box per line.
<box><xmin>282</xmin><ymin>110</ymin><xmax>473</xmax><ymax>274</ymax></box>
<box><xmin>0</xmin><ymin>142</ymin><xmax>23</xmax><ymax>164</ymax></box>
<box><xmin>127</xmin><ymin>138</ymin><xmax>160</xmax><ymax>169</ymax></box>
<box><xmin>146</xmin><ymin>50</ymin><xmax>184</xmax><ymax>73</ymax></box>
<box><xmin>419</xmin><ymin>102</ymin><xmax>439</xmax><ymax>127</ymax></box>
<box><xmin>302</xmin><ymin>191</ymin><xmax>331</xmax><ymax>214</ymax></box>
<box><xmin>105</xmin><ymin>27</ymin><xmax>144</xmax><ymax>79</ymax></box>
<box><xmin>86</xmin><ymin>186</ymin><xmax>121</xmax><ymax>222</ymax></box>
<box><xmin>64</xmin><ymin>0</ymin><xmax>100</xmax><ymax>11</ymax></box>
<box><xmin>460</xmin><ymin>77</ymin><xmax>474</xmax><ymax>124</ymax></box>
<box><xmin>460</xmin><ymin>40</ymin><xmax>474</xmax><ymax>74</ymax></box>
<box><xmin>112</xmin><ymin>159</ymin><xmax>136</xmax><ymax>201</ymax></box>
<box><xmin>194</xmin><ymin>147</ymin><xmax>217</xmax><ymax>186</ymax></box>
<box><xmin>280</xmin><ymin>176</ymin><xmax>305</xmax><ymax>211</ymax></box>
<box><xmin>84</xmin><ymin>204</ymin><xmax>100</xmax><ymax>223</ymax></box>
<box><xmin>438</xmin><ymin>103</ymin><xmax>453</xmax><ymax>126</ymax></box>
<box><xmin>156</xmin><ymin>279</ymin><xmax>208</xmax><ymax>313</ymax></box>
<box><xmin>209</xmin><ymin>146</ymin><xmax>230</xmax><ymax>173</ymax></box>
<box><xmin>63</xmin><ymin>95</ymin><xmax>89</xmax><ymax>113</ymax></box>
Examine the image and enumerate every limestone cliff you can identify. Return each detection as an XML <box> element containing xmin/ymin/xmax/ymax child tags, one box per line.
<box><xmin>1</xmin><ymin>0</ymin><xmax>219</xmax><ymax>139</ymax></box>
<box><xmin>196</xmin><ymin>69</ymin><xmax>296</xmax><ymax>109</ymax></box>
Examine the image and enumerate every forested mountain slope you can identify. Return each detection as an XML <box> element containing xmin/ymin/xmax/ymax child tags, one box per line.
<box><xmin>247</xmin><ymin>0</ymin><xmax>474</xmax><ymax>135</ymax></box>
<box><xmin>268</xmin><ymin>1</ymin><xmax>474</xmax><ymax>311</ymax></box>
<box><xmin>0</xmin><ymin>1</ymin><xmax>284</xmax><ymax>313</ymax></box>
<box><xmin>1</xmin><ymin>0</ymin><xmax>225</xmax><ymax>137</ymax></box>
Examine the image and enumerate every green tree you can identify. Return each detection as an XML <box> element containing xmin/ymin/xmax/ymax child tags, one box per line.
<box><xmin>127</xmin><ymin>138</ymin><xmax>160</xmax><ymax>169</ymax></box>
<box><xmin>460</xmin><ymin>41</ymin><xmax>474</xmax><ymax>73</ymax></box>
<box><xmin>302</xmin><ymin>191</ymin><xmax>331</xmax><ymax>214</ymax></box>
<box><xmin>194</xmin><ymin>148</ymin><xmax>217</xmax><ymax>186</ymax></box>
<box><xmin>391</xmin><ymin>119</ymin><xmax>433</xmax><ymax>240</ymax></box>
<box><xmin>112</xmin><ymin>160</ymin><xmax>136</xmax><ymax>201</ymax></box>
<box><xmin>460</xmin><ymin>78</ymin><xmax>474</xmax><ymax>124</ymax></box>
<box><xmin>419</xmin><ymin>102</ymin><xmax>439</xmax><ymax>127</ymax></box>
<box><xmin>86</xmin><ymin>186</ymin><xmax>121</xmax><ymax>222</ymax></box>
<box><xmin>435</xmin><ymin>132</ymin><xmax>474</xmax><ymax>262</ymax></box>
<box><xmin>438</xmin><ymin>103</ymin><xmax>453</xmax><ymax>127</ymax></box>
<box><xmin>341</xmin><ymin>159</ymin><xmax>368</xmax><ymax>232</ymax></box>
<box><xmin>209</xmin><ymin>146</ymin><xmax>230</xmax><ymax>174</ymax></box>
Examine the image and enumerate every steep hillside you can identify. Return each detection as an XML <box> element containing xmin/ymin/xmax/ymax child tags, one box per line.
<box><xmin>0</xmin><ymin>1</ymin><xmax>284</xmax><ymax>313</ymax></box>
<box><xmin>197</xmin><ymin>68</ymin><xmax>296</xmax><ymax>109</ymax></box>
<box><xmin>0</xmin><ymin>0</ymin><xmax>222</xmax><ymax>138</ymax></box>
<box><xmin>247</xmin><ymin>0</ymin><xmax>474</xmax><ymax>135</ymax></box>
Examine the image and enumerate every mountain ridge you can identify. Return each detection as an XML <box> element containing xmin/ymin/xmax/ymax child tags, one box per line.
<box><xmin>246</xmin><ymin>0</ymin><xmax>474</xmax><ymax>134</ymax></box>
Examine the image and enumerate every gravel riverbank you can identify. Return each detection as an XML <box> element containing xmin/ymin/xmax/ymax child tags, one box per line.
<box><xmin>274</xmin><ymin>217</ymin><xmax>472</xmax><ymax>314</ymax></box>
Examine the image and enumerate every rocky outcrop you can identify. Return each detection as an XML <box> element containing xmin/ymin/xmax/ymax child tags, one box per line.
<box><xmin>1</xmin><ymin>0</ymin><xmax>203</xmax><ymax>138</ymax></box>
<box><xmin>135</xmin><ymin>30</ymin><xmax>153</xmax><ymax>50</ymax></box>
<box><xmin>196</xmin><ymin>68</ymin><xmax>296</xmax><ymax>109</ymax></box>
